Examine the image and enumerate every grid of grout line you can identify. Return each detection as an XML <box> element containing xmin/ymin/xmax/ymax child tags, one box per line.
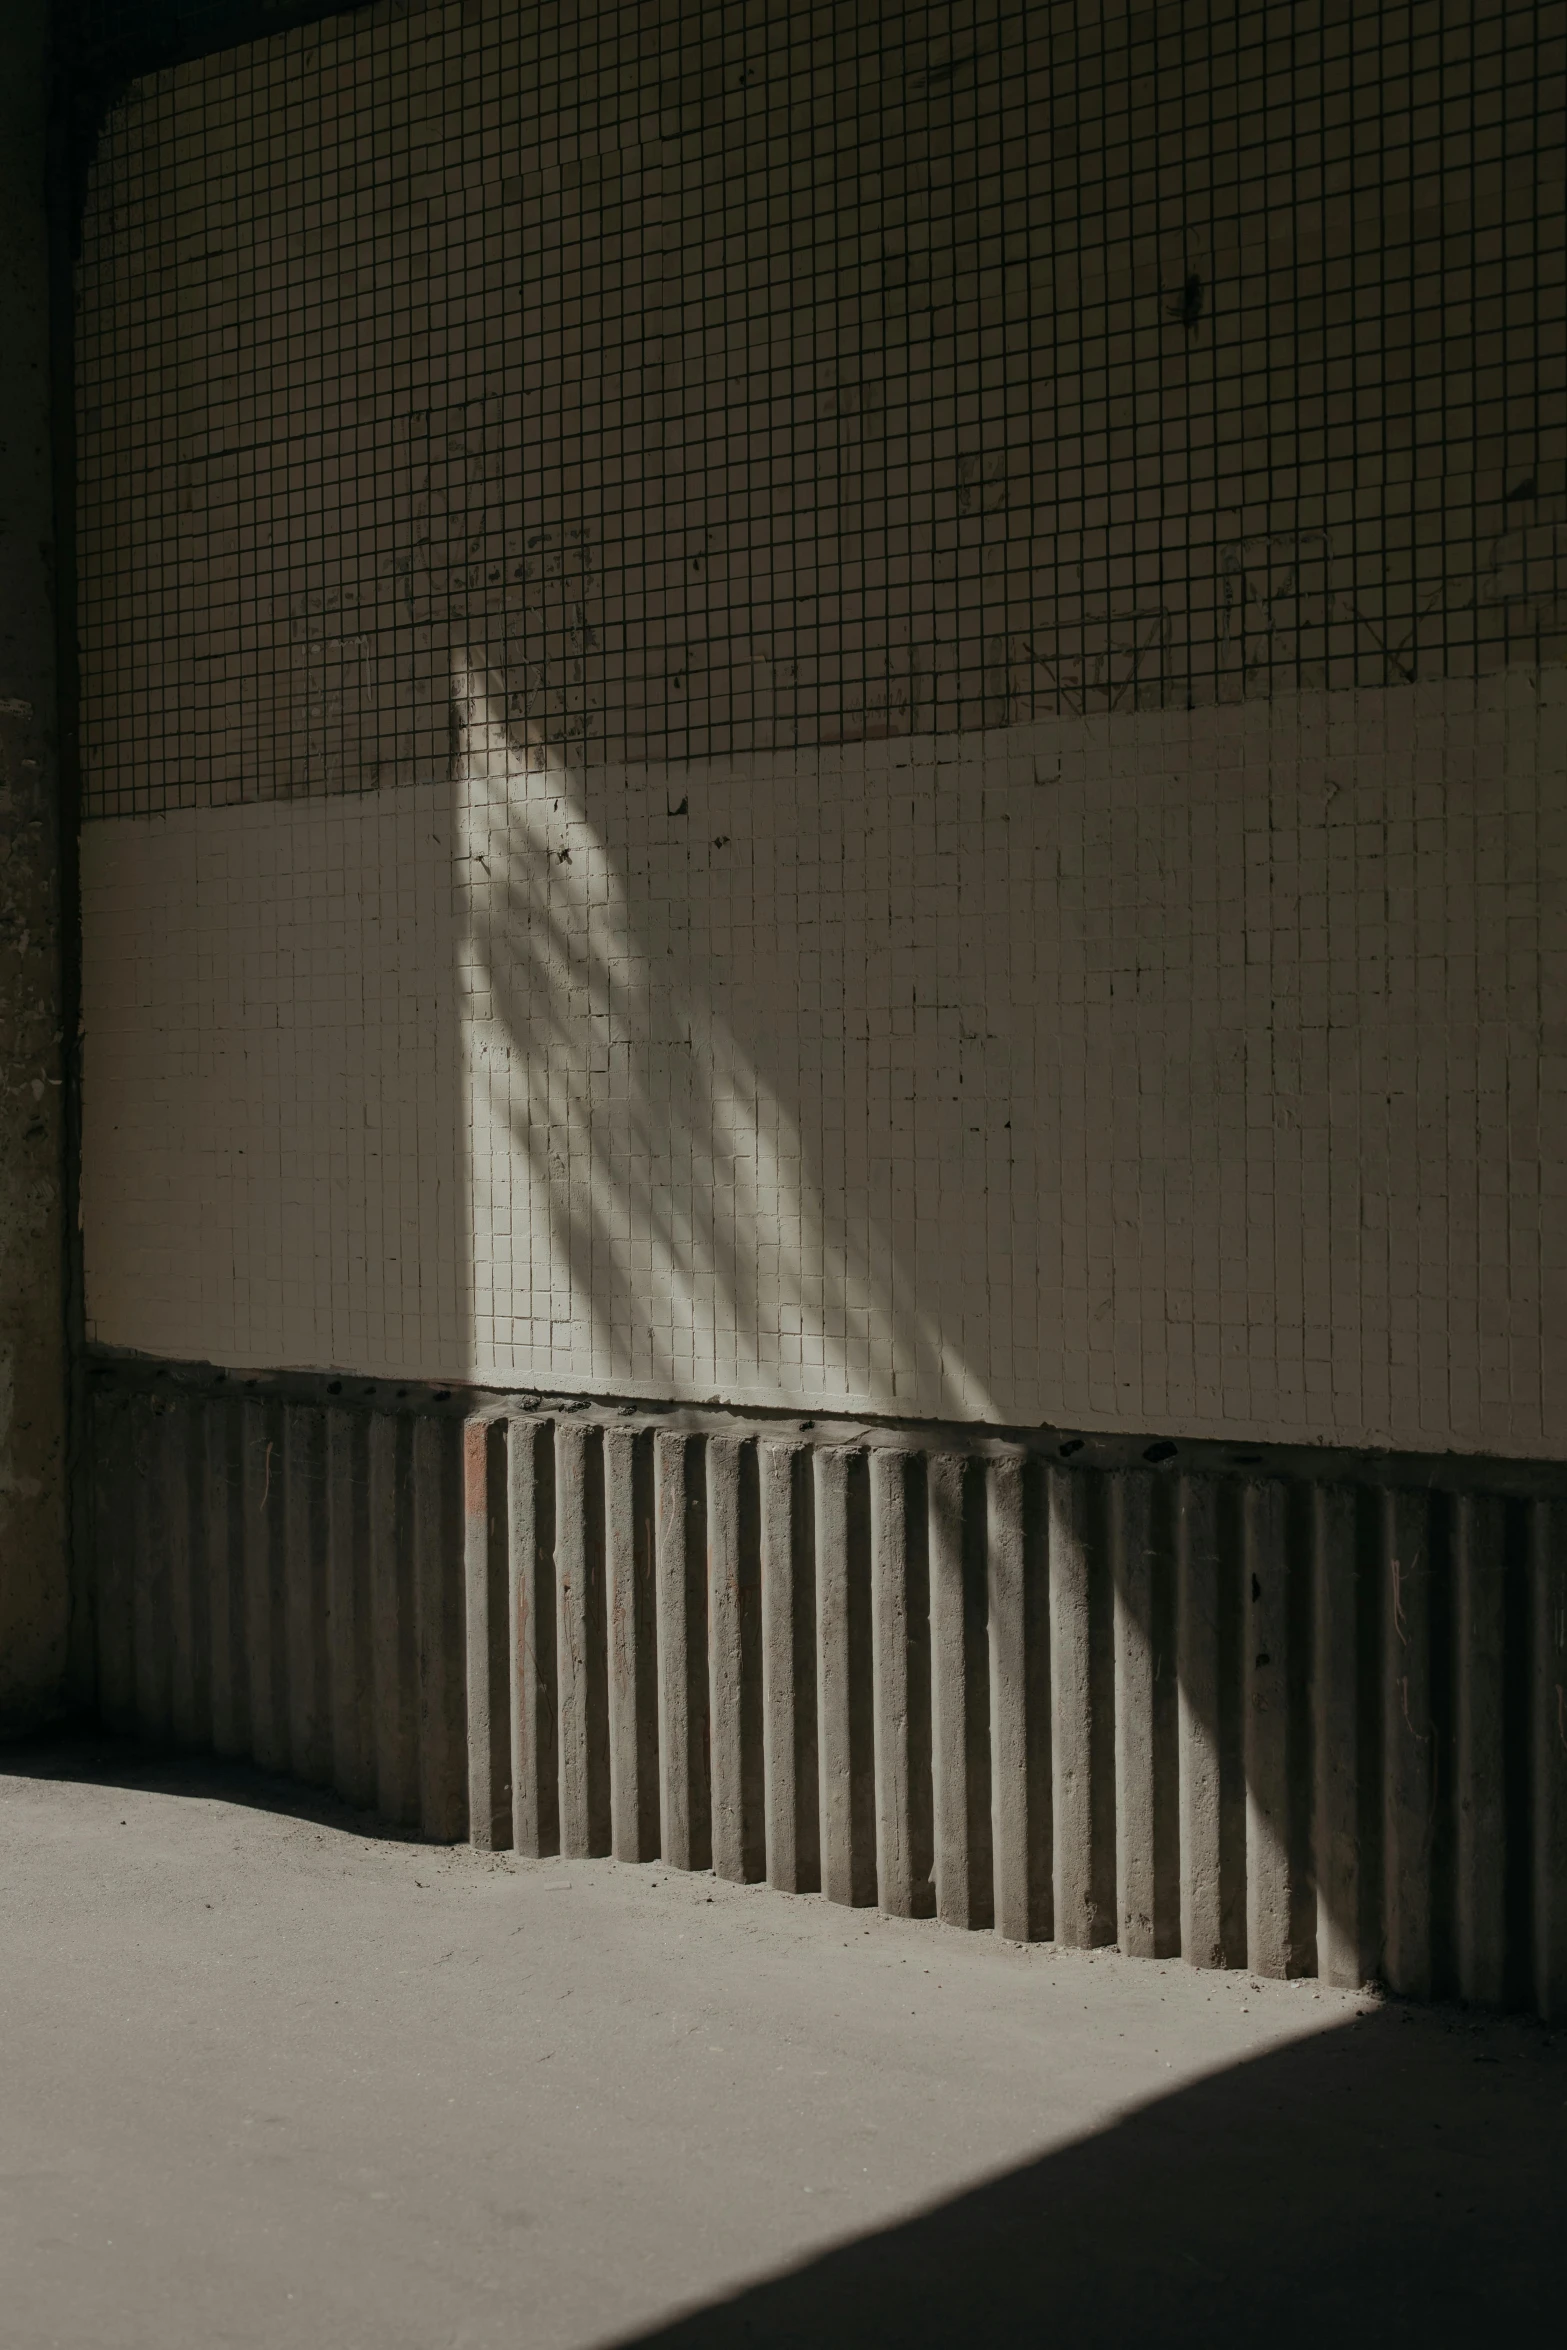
<box><xmin>76</xmin><ymin>680</ymin><xmax>1567</xmax><ymax>1452</ymax></box>
<box><xmin>67</xmin><ymin>1</ymin><xmax>1567</xmax><ymax>1459</ymax></box>
<box><xmin>72</xmin><ymin>0</ymin><xmax>1567</xmax><ymax>814</ymax></box>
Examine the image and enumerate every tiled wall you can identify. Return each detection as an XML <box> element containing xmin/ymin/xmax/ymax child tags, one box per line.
<box><xmin>82</xmin><ymin>676</ymin><xmax>1567</xmax><ymax>1454</ymax></box>
<box><xmin>76</xmin><ymin>0</ymin><xmax>1567</xmax><ymax>807</ymax></box>
<box><xmin>75</xmin><ymin>2</ymin><xmax>1567</xmax><ymax>1456</ymax></box>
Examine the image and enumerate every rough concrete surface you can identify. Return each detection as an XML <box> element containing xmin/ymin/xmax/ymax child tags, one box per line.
<box><xmin>2</xmin><ymin>1738</ymin><xmax>1563</xmax><ymax>2350</ymax></box>
<box><xmin>0</xmin><ymin>0</ymin><xmax>66</xmax><ymax>1733</ymax></box>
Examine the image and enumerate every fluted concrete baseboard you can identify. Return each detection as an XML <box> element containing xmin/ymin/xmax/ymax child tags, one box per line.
<box><xmin>86</xmin><ymin>1354</ymin><xmax>1567</xmax><ymax>2015</ymax></box>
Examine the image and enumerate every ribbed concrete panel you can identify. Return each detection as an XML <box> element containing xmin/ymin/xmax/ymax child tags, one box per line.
<box><xmin>1382</xmin><ymin>1489</ymin><xmax>1435</xmax><ymax>1999</ymax></box>
<box><xmin>131</xmin><ymin>1391</ymin><xmax>171</xmax><ymax>1746</ymax></box>
<box><xmin>554</xmin><ymin>1420</ymin><xmax>594</xmax><ymax>1861</ymax></box>
<box><xmin>283</xmin><ymin>1403</ymin><xmax>329</xmax><ymax>1789</ymax></box>
<box><xmin>1454</xmin><ymin>1495</ymin><xmax>1507</xmax><ymax>2006</ymax></box>
<box><xmin>369</xmin><ymin>1411</ymin><xmax>418</xmax><ymax>1832</ymax></box>
<box><xmin>241</xmin><ymin>1396</ymin><xmax>286</xmax><ymax>1776</ymax></box>
<box><xmin>1243</xmin><ymin>1481</ymin><xmax>1296</xmax><ymax>1979</ymax></box>
<box><xmin>870</xmin><ymin>1448</ymin><xmax>919</xmax><ymax>1920</ymax></box>
<box><xmin>463</xmin><ymin>1418</ymin><xmax>510</xmax><ymax>1852</ymax></box>
<box><xmin>814</xmin><ymin>1446</ymin><xmax>871</xmax><ymax>1909</ymax></box>
<box><xmin>326</xmin><ymin>1408</ymin><xmax>375</xmax><ymax>1812</ymax></box>
<box><xmin>412</xmin><ymin>1418</ymin><xmax>467</xmax><ymax>1844</ymax></box>
<box><xmin>1176</xmin><ymin>1476</ymin><xmax>1223</xmax><ymax>1970</ymax></box>
<box><xmin>655</xmin><ymin>1431</ymin><xmax>710</xmax><ymax>1873</ymax></box>
<box><xmin>1532</xmin><ymin>1501</ymin><xmax>1567</xmax><ymax>2021</ymax></box>
<box><xmin>92</xmin><ymin>1390</ymin><xmax>133</xmax><ymax>1733</ymax></box>
<box><xmin>203</xmin><ymin>1395</ymin><xmax>246</xmax><ymax>1762</ymax></box>
<box><xmin>163</xmin><ymin>1398</ymin><xmax>205</xmax><ymax>1750</ymax></box>
<box><xmin>604</xmin><ymin>1425</ymin><xmax>658</xmax><ymax>1864</ymax></box>
<box><xmin>1312</xmin><ymin>1483</ymin><xmax>1362</xmax><ymax>1989</ymax></box>
<box><xmin>928</xmin><ymin>1454</ymin><xmax>991</xmax><ymax>1930</ymax></box>
<box><xmin>85</xmin><ymin>1361</ymin><xmax>1567</xmax><ymax>2011</ymax></box>
<box><xmin>759</xmin><ymin>1439</ymin><xmax>818</xmax><ymax>1896</ymax></box>
<box><xmin>1112</xmin><ymin>1471</ymin><xmax>1157</xmax><ymax>1960</ymax></box>
<box><xmin>987</xmin><ymin>1453</ymin><xmax>1048</xmax><ymax>1944</ymax></box>
<box><xmin>707</xmin><ymin>1436</ymin><xmax>746</xmax><ymax>1886</ymax></box>
<box><xmin>1049</xmin><ymin>1467</ymin><xmax>1111</xmax><ymax>1950</ymax></box>
<box><xmin>506</xmin><ymin>1414</ymin><xmax>555</xmax><ymax>1860</ymax></box>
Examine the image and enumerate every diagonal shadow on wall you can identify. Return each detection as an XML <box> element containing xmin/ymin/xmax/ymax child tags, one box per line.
<box><xmin>617</xmin><ymin>2001</ymin><xmax>1566</xmax><ymax>2349</ymax></box>
<box><xmin>451</xmin><ymin>664</ymin><xmax>982</xmax><ymax>1418</ymax></box>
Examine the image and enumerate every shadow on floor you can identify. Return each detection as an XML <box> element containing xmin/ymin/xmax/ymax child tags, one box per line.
<box><xmin>1</xmin><ymin>1727</ymin><xmax>403</xmax><ymax>1838</ymax></box>
<box><xmin>9</xmin><ymin>1734</ymin><xmax>1564</xmax><ymax>2346</ymax></box>
<box><xmin>623</xmin><ymin>1998</ymin><xmax>1565</xmax><ymax>2348</ymax></box>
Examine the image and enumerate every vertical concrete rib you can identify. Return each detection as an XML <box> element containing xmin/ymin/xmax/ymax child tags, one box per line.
<box><xmin>736</xmin><ymin>1443</ymin><xmax>767</xmax><ymax>1885</ymax></box>
<box><xmin>1530</xmin><ymin>1499</ymin><xmax>1567</xmax><ymax>2020</ymax></box>
<box><xmin>461</xmin><ymin>1418</ymin><xmax>492</xmax><ymax>1847</ymax></box>
<box><xmin>927</xmin><ymin>1451</ymin><xmax>967</xmax><ymax>1923</ymax></box>
<box><xmin>554</xmin><ymin>1420</ymin><xmax>593</xmax><ymax>1859</ymax></box>
<box><xmin>508</xmin><ymin>1415</ymin><xmax>557</xmax><ymax>1859</ymax></box>
<box><xmin>605</xmin><ymin>1424</ymin><xmax>639</xmax><ymax>1856</ymax></box>
<box><xmin>204</xmin><ymin>1396</ymin><xmax>247</xmax><ymax>1759</ymax></box>
<box><xmin>284</xmin><ymin>1402</ymin><xmax>329</xmax><ymax>1787</ymax></box>
<box><xmin>1049</xmin><ymin>1466</ymin><xmax>1104</xmax><ymax>1946</ymax></box>
<box><xmin>164</xmin><ymin>1398</ymin><xmax>207</xmax><ymax>1747</ymax></box>
<box><xmin>325</xmin><ymin>1407</ymin><xmax>375</xmax><ymax>1810</ymax></box>
<box><xmin>1382</xmin><ymin>1488</ymin><xmax>1434</xmax><ymax>2000</ymax></box>
<box><xmin>280</xmin><ymin>1403</ymin><xmax>311</xmax><ymax>1779</ymax></box>
<box><xmin>870</xmin><ymin>1447</ymin><xmax>915</xmax><ymax>1917</ymax></box>
<box><xmin>1312</xmin><ymin>1482</ymin><xmax>1362</xmax><ymax>1988</ymax></box>
<box><xmin>655</xmin><ymin>1430</ymin><xmax>701</xmax><ymax>1870</ymax></box>
<box><xmin>814</xmin><ymin>1445</ymin><xmax>859</xmax><ymax>1905</ymax></box>
<box><xmin>929</xmin><ymin>1452</ymin><xmax>988</xmax><ymax>1927</ymax></box>
<box><xmin>987</xmin><ymin>1452</ymin><xmax>1037</xmax><ymax>1943</ymax></box>
<box><xmin>132</xmin><ymin>1397</ymin><xmax>171</xmax><ymax>1741</ymax></box>
<box><xmin>463</xmin><ymin>1417</ymin><xmax>509</xmax><ymax>1851</ymax></box>
<box><xmin>581</xmin><ymin>1428</ymin><xmax>616</xmax><ymax>1861</ymax></box>
<box><xmin>413</xmin><ymin>1415</ymin><xmax>467</xmax><ymax>1842</ymax></box>
<box><xmin>325</xmin><ymin>1408</ymin><xmax>354</xmax><ymax>1795</ymax></box>
<box><xmin>1454</xmin><ymin>1493</ymin><xmax>1506</xmax><ymax>2005</ymax></box>
<box><xmin>1176</xmin><ymin>1474</ymin><xmax>1223</xmax><ymax>1967</ymax></box>
<box><xmin>127</xmin><ymin>1399</ymin><xmax>151</xmax><ymax>1730</ymax></box>
<box><xmin>92</xmin><ymin>1391</ymin><xmax>134</xmax><ymax>1731</ymax></box>
<box><xmin>242</xmin><ymin>1396</ymin><xmax>286</xmax><ymax>1772</ymax></box>
<box><xmin>1243</xmin><ymin>1479</ymin><xmax>1293</xmax><ymax>1977</ymax></box>
<box><xmin>1112</xmin><ymin>1470</ymin><xmax>1157</xmax><ymax>1958</ymax></box>
<box><xmin>604</xmin><ymin>1425</ymin><xmax>657</xmax><ymax>1862</ymax></box>
<box><xmin>1025</xmin><ymin>1461</ymin><xmax>1053</xmax><ymax>1941</ymax></box>
<box><xmin>707</xmin><ymin>1435</ymin><xmax>746</xmax><ymax>1883</ymax></box>
<box><xmin>369</xmin><ymin>1411</ymin><xmax>417</xmax><ymax>1830</ymax></box>
<box><xmin>760</xmin><ymin>1439</ymin><xmax>814</xmax><ymax>1892</ymax></box>
<box><xmin>847</xmin><ymin>1451</ymin><xmax>878</xmax><ymax>1906</ymax></box>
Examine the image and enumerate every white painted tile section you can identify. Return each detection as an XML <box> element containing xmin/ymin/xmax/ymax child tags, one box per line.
<box><xmin>81</xmin><ymin>675</ymin><xmax>1567</xmax><ymax>1457</ymax></box>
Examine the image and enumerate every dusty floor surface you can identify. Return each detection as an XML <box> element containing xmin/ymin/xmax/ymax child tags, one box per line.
<box><xmin>2</xmin><ymin>1738</ymin><xmax>1563</xmax><ymax>2349</ymax></box>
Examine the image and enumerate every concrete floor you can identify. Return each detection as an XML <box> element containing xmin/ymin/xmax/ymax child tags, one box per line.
<box><xmin>2</xmin><ymin>1740</ymin><xmax>1562</xmax><ymax>2350</ymax></box>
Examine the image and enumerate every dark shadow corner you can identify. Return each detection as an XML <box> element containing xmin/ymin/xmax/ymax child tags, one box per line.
<box><xmin>620</xmin><ymin>1996</ymin><xmax>1566</xmax><ymax>2350</ymax></box>
<box><xmin>0</xmin><ymin>1726</ymin><xmax>411</xmax><ymax>1841</ymax></box>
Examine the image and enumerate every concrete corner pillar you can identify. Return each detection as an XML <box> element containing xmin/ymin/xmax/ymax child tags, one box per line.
<box><xmin>0</xmin><ymin>1</ymin><xmax>67</xmax><ymax>1733</ymax></box>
